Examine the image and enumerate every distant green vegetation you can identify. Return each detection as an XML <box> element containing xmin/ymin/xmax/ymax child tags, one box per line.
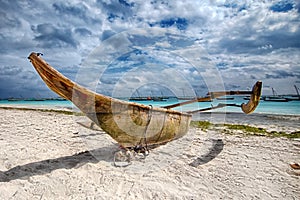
<box><xmin>224</xmin><ymin>124</ymin><xmax>300</xmax><ymax>138</ymax></box>
<box><xmin>224</xmin><ymin>124</ymin><xmax>267</xmax><ymax>134</ymax></box>
<box><xmin>191</xmin><ymin>120</ymin><xmax>300</xmax><ymax>139</ymax></box>
<box><xmin>190</xmin><ymin>121</ymin><xmax>212</xmax><ymax>131</ymax></box>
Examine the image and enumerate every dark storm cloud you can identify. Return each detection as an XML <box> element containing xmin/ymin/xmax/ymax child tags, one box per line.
<box><xmin>0</xmin><ymin>10</ymin><xmax>21</xmax><ymax>28</ymax></box>
<box><xmin>0</xmin><ymin>35</ymin><xmax>34</xmax><ymax>54</ymax></box>
<box><xmin>32</xmin><ymin>23</ymin><xmax>78</xmax><ymax>48</ymax></box>
<box><xmin>265</xmin><ymin>70</ymin><xmax>300</xmax><ymax>79</ymax></box>
<box><xmin>260</xmin><ymin>32</ymin><xmax>300</xmax><ymax>49</ymax></box>
<box><xmin>0</xmin><ymin>66</ymin><xmax>22</xmax><ymax>76</ymax></box>
<box><xmin>0</xmin><ymin>65</ymin><xmax>49</xmax><ymax>99</ymax></box>
<box><xmin>0</xmin><ymin>65</ymin><xmax>36</xmax><ymax>80</ymax></box>
<box><xmin>75</xmin><ymin>28</ymin><xmax>92</xmax><ymax>36</ymax></box>
<box><xmin>0</xmin><ymin>0</ymin><xmax>23</xmax><ymax>13</ymax></box>
<box><xmin>218</xmin><ymin>38</ymin><xmax>259</xmax><ymax>54</ymax></box>
<box><xmin>218</xmin><ymin>27</ymin><xmax>300</xmax><ymax>54</ymax></box>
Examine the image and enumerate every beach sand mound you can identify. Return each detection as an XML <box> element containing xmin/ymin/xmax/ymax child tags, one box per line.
<box><xmin>0</xmin><ymin>108</ymin><xmax>299</xmax><ymax>199</ymax></box>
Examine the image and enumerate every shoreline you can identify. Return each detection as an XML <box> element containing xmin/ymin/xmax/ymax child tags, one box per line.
<box><xmin>1</xmin><ymin>104</ymin><xmax>300</xmax><ymax>117</ymax></box>
<box><xmin>1</xmin><ymin>105</ymin><xmax>299</xmax><ymax>133</ymax></box>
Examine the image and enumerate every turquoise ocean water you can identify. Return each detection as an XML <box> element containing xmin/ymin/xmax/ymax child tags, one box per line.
<box><xmin>1</xmin><ymin>96</ymin><xmax>299</xmax><ymax>116</ymax></box>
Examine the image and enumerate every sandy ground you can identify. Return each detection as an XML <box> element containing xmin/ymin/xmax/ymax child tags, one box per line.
<box><xmin>0</xmin><ymin>108</ymin><xmax>299</xmax><ymax>199</ymax></box>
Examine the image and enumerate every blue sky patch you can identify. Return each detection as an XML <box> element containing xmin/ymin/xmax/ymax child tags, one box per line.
<box><xmin>159</xmin><ymin>18</ymin><xmax>188</xmax><ymax>30</ymax></box>
<box><xmin>270</xmin><ymin>1</ymin><xmax>294</xmax><ymax>12</ymax></box>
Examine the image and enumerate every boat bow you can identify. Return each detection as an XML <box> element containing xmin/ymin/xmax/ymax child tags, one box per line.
<box><xmin>28</xmin><ymin>52</ymin><xmax>192</xmax><ymax>148</ymax></box>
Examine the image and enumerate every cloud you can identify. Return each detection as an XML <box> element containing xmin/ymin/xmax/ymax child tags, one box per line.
<box><xmin>52</xmin><ymin>2</ymin><xmax>88</xmax><ymax>19</ymax></box>
<box><xmin>0</xmin><ymin>0</ymin><xmax>299</xmax><ymax>98</ymax></box>
<box><xmin>0</xmin><ymin>65</ymin><xmax>51</xmax><ymax>98</ymax></box>
<box><xmin>32</xmin><ymin>23</ymin><xmax>78</xmax><ymax>48</ymax></box>
<box><xmin>97</xmin><ymin>0</ymin><xmax>135</xmax><ymax>22</ymax></box>
<box><xmin>265</xmin><ymin>70</ymin><xmax>300</xmax><ymax>79</ymax></box>
<box><xmin>0</xmin><ymin>66</ymin><xmax>22</xmax><ymax>76</ymax></box>
<box><xmin>52</xmin><ymin>2</ymin><xmax>102</xmax><ymax>25</ymax></box>
<box><xmin>75</xmin><ymin>28</ymin><xmax>92</xmax><ymax>36</ymax></box>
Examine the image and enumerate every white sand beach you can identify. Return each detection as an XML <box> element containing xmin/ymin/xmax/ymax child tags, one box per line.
<box><xmin>0</xmin><ymin>107</ymin><xmax>299</xmax><ymax>199</ymax></box>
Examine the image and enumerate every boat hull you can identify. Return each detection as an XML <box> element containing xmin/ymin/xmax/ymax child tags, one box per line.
<box><xmin>28</xmin><ymin>52</ymin><xmax>191</xmax><ymax>148</ymax></box>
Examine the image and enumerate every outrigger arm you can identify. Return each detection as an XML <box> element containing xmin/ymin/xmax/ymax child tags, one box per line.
<box><xmin>163</xmin><ymin>81</ymin><xmax>262</xmax><ymax>114</ymax></box>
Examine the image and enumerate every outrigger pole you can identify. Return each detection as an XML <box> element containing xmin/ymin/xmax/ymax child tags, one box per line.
<box><xmin>163</xmin><ymin>81</ymin><xmax>262</xmax><ymax>114</ymax></box>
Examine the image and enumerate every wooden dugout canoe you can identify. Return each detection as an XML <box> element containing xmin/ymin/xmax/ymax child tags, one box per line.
<box><xmin>28</xmin><ymin>52</ymin><xmax>262</xmax><ymax>150</ymax></box>
<box><xmin>28</xmin><ymin>52</ymin><xmax>192</xmax><ymax>149</ymax></box>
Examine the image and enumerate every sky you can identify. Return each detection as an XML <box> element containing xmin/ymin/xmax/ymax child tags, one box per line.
<box><xmin>0</xmin><ymin>0</ymin><xmax>300</xmax><ymax>99</ymax></box>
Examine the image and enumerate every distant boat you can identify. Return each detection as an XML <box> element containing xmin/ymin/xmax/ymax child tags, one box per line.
<box><xmin>177</xmin><ymin>88</ymin><xmax>196</xmax><ymax>100</ymax></box>
<box><xmin>216</xmin><ymin>96</ymin><xmax>234</xmax><ymax>100</ymax></box>
<box><xmin>176</xmin><ymin>96</ymin><xmax>212</xmax><ymax>101</ymax></box>
<box><xmin>177</xmin><ymin>97</ymin><xmax>195</xmax><ymax>100</ymax></box>
<box><xmin>263</xmin><ymin>96</ymin><xmax>289</xmax><ymax>102</ymax></box>
<box><xmin>129</xmin><ymin>97</ymin><xmax>152</xmax><ymax>101</ymax></box>
<box><xmin>129</xmin><ymin>96</ymin><xmax>168</xmax><ymax>101</ymax></box>
<box><xmin>152</xmin><ymin>97</ymin><xmax>168</xmax><ymax>101</ymax></box>
<box><xmin>128</xmin><ymin>89</ymin><xmax>153</xmax><ymax>101</ymax></box>
<box><xmin>44</xmin><ymin>97</ymin><xmax>67</xmax><ymax>101</ymax></box>
<box><xmin>285</xmin><ymin>85</ymin><xmax>300</xmax><ymax>101</ymax></box>
<box><xmin>129</xmin><ymin>91</ymin><xmax>169</xmax><ymax>102</ymax></box>
<box><xmin>153</xmin><ymin>92</ymin><xmax>170</xmax><ymax>101</ymax></box>
<box><xmin>244</xmin><ymin>96</ymin><xmax>263</xmax><ymax>101</ymax></box>
<box><xmin>263</xmin><ymin>88</ymin><xmax>289</xmax><ymax>102</ymax></box>
<box><xmin>24</xmin><ymin>98</ymin><xmax>45</xmax><ymax>101</ymax></box>
<box><xmin>55</xmin><ymin>98</ymin><xmax>67</xmax><ymax>101</ymax></box>
<box><xmin>283</xmin><ymin>97</ymin><xmax>299</xmax><ymax>101</ymax></box>
<box><xmin>129</xmin><ymin>95</ymin><xmax>170</xmax><ymax>101</ymax></box>
<box><xmin>7</xmin><ymin>98</ymin><xmax>22</xmax><ymax>101</ymax></box>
